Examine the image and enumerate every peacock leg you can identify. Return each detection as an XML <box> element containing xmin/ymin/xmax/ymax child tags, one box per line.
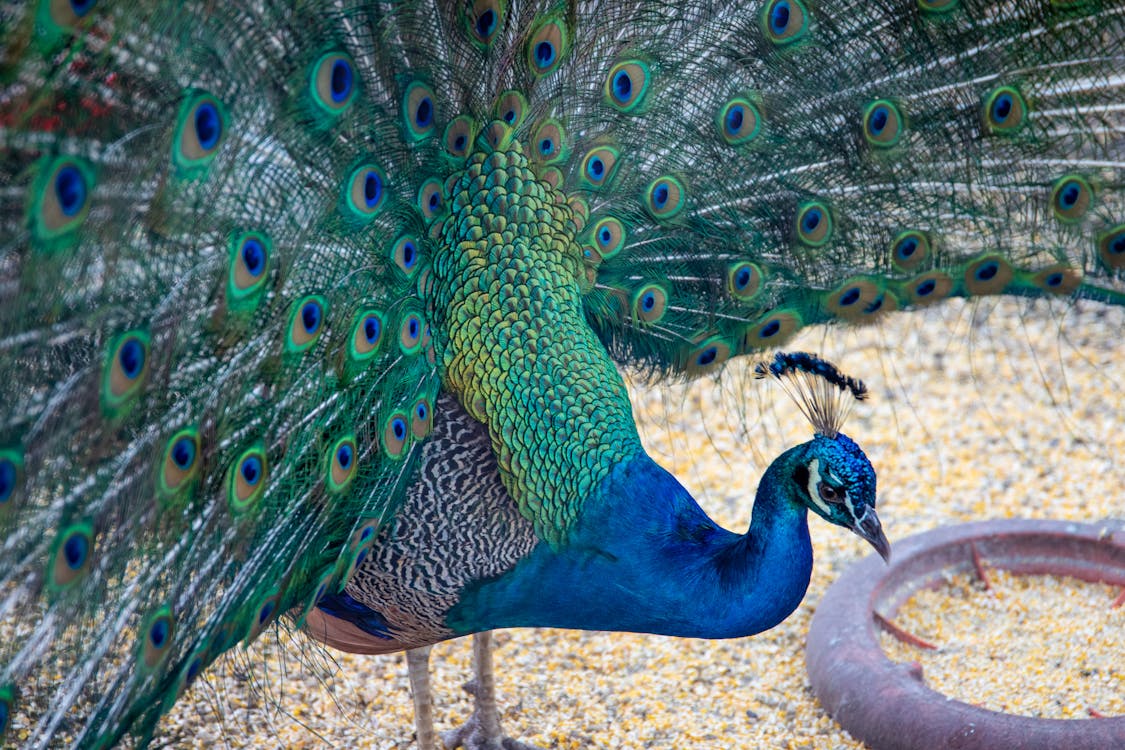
<box><xmin>440</xmin><ymin>632</ymin><xmax>544</xmax><ymax>750</ymax></box>
<box><xmin>407</xmin><ymin>646</ymin><xmax>437</xmax><ymax>750</ymax></box>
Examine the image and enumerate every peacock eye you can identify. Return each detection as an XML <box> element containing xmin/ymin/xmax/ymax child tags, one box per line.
<box><xmin>818</xmin><ymin>482</ymin><xmax>844</xmax><ymax>504</ymax></box>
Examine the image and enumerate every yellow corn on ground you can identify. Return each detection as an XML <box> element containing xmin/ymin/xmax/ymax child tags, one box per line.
<box><xmin>880</xmin><ymin>569</ymin><xmax>1123</xmax><ymax>720</ymax></box>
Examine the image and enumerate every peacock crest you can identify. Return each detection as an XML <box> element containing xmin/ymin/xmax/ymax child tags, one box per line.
<box><xmin>754</xmin><ymin>352</ymin><xmax>869</xmax><ymax>439</ymax></box>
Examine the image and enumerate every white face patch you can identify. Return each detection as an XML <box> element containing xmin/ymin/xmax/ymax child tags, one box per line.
<box><xmin>808</xmin><ymin>458</ymin><xmax>859</xmax><ymax>522</ymax></box>
<box><xmin>806</xmin><ymin>458</ymin><xmax>833</xmax><ymax>516</ymax></box>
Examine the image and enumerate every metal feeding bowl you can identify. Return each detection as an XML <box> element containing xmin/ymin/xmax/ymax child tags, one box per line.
<box><xmin>806</xmin><ymin>519</ymin><xmax>1125</xmax><ymax>750</ymax></box>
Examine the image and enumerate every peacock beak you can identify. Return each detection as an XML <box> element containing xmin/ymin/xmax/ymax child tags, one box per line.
<box><xmin>853</xmin><ymin>509</ymin><xmax>891</xmax><ymax>563</ymax></box>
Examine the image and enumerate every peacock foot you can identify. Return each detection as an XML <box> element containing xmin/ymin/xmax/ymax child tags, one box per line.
<box><xmin>439</xmin><ymin>678</ymin><xmax>545</xmax><ymax>750</ymax></box>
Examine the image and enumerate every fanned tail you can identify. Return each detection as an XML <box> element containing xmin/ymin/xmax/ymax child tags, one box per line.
<box><xmin>1</xmin><ymin>2</ymin><xmax>443</xmax><ymax>745</ymax></box>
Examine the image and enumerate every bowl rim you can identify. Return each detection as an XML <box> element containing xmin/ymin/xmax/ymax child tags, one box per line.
<box><xmin>805</xmin><ymin>518</ymin><xmax>1125</xmax><ymax>750</ymax></box>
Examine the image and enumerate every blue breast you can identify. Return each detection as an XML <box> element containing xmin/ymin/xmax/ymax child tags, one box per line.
<box><xmin>447</xmin><ymin>453</ymin><xmax>814</xmax><ymax>639</ymax></box>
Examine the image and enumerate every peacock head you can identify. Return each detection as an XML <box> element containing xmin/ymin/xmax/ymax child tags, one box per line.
<box><xmin>756</xmin><ymin>352</ymin><xmax>890</xmax><ymax>562</ymax></box>
<box><xmin>794</xmin><ymin>431</ymin><xmax>888</xmax><ymax>561</ymax></box>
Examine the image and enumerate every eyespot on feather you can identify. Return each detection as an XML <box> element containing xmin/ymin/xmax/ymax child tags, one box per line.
<box><xmin>348</xmin><ymin>309</ymin><xmax>385</xmax><ymax>362</ymax></box>
<box><xmin>418</xmin><ymin>178</ymin><xmax>444</xmax><ymax>220</ymax></box>
<box><xmin>311</xmin><ymin>53</ymin><xmax>357</xmax><ymax>114</ymax></box>
<box><xmin>604</xmin><ymin>60</ymin><xmax>650</xmax><ymax>112</ymax></box>
<box><xmin>48</xmin><ymin>0</ymin><xmax>98</xmax><ymax>28</ymax></box>
<box><xmin>392</xmin><ymin>235</ymin><xmax>421</xmax><ymax>277</ymax></box>
<box><xmin>862</xmin><ymin>99</ymin><xmax>903</xmax><ymax>147</ymax></box>
<box><xmin>795</xmin><ymin>201</ymin><xmax>833</xmax><ymax>246</ymax></box>
<box><xmin>338</xmin><ymin>523</ymin><xmax>381</xmax><ymax>588</ymax></box>
<box><xmin>382</xmin><ymin>412</ymin><xmax>410</xmax><ymax>459</ymax></box>
<box><xmin>632</xmin><ymin>284</ymin><xmax>668</xmax><ymax>324</ymax></box>
<box><xmin>728</xmin><ymin>262</ymin><xmax>763</xmax><ymax>300</ymax></box>
<box><xmin>244</xmin><ymin>589</ymin><xmax>281</xmax><ymax>644</ymax></box>
<box><xmin>532</xmin><ymin>119</ymin><xmax>566</xmax><ymax>164</ymax></box>
<box><xmin>761</xmin><ymin>0</ymin><xmax>808</xmax><ymax>45</ymax></box>
<box><xmin>825</xmin><ymin>278</ymin><xmax>885</xmax><ymax>322</ymax></box>
<box><xmin>683</xmin><ymin>336</ymin><xmax>732</xmax><ymax>375</ymax></box>
<box><xmin>173</xmin><ymin>92</ymin><xmax>226</xmax><ymax>171</ymax></box>
<box><xmin>0</xmin><ymin>449</ymin><xmax>24</xmax><ymax>511</ymax></box>
<box><xmin>740</xmin><ymin>310</ymin><xmax>803</xmax><ymax>352</ymax></box>
<box><xmin>411</xmin><ymin>397</ymin><xmax>434</xmax><ymax>439</ymax></box>
<box><xmin>482</xmin><ymin>120</ymin><xmax>515</xmax><ymax>151</ymax></box>
<box><xmin>286</xmin><ymin>295</ymin><xmax>327</xmax><ymax>353</ymax></box>
<box><xmin>102</xmin><ymin>331</ymin><xmax>150</xmax><ymax>416</ymax></box>
<box><xmin>163</xmin><ymin>644</ymin><xmax>209</xmax><ymax>711</ymax></box>
<box><xmin>982</xmin><ymin>85</ymin><xmax>1027</xmax><ymax>134</ymax></box>
<box><xmin>0</xmin><ymin>684</ymin><xmax>10</xmax><ymax>742</ymax></box>
<box><xmin>398</xmin><ymin>312</ymin><xmax>425</xmax><ymax>354</ymax></box>
<box><xmin>403</xmin><ymin>82</ymin><xmax>437</xmax><ymax>140</ymax></box>
<box><xmin>717</xmin><ymin>97</ymin><xmax>762</xmax><ymax>146</ymax></box>
<box><xmin>527</xmin><ymin>17</ymin><xmax>568</xmax><ymax>77</ymax></box>
<box><xmin>589</xmin><ymin>217</ymin><xmax>626</xmax><ymax>259</ymax></box>
<box><xmin>963</xmin><ymin>255</ymin><xmax>1013</xmax><ymax>295</ymax></box>
<box><xmin>0</xmin><ymin>683</ymin><xmax>17</xmax><ymax>748</ymax></box>
<box><xmin>228</xmin><ymin>446</ymin><xmax>268</xmax><ymax>513</ymax></box>
<box><xmin>1030</xmin><ymin>264</ymin><xmax>1082</xmax><ymax>294</ymax></box>
<box><xmin>890</xmin><ymin>230</ymin><xmax>931</xmax><ymax>271</ymax></box>
<box><xmin>644</xmin><ymin>176</ymin><xmax>686</xmax><ymax>221</ymax></box>
<box><xmin>325</xmin><ymin>435</ymin><xmax>358</xmax><ymax>494</ymax></box>
<box><xmin>444</xmin><ymin>115</ymin><xmax>476</xmax><ymax>158</ymax></box>
<box><xmin>48</xmin><ymin>521</ymin><xmax>94</xmax><ymax>591</ymax></box>
<box><xmin>579</xmin><ymin>146</ymin><xmax>620</xmax><ymax>189</ymax></box>
<box><xmin>159</xmin><ymin>427</ymin><xmax>201</xmax><ymax>499</ymax></box>
<box><xmin>494</xmin><ymin>90</ymin><xmax>528</xmax><ymax>128</ymax></box>
<box><xmin>227</xmin><ymin>231</ymin><xmax>271</xmax><ymax>307</ymax></box>
<box><xmin>903</xmin><ymin>270</ymin><xmax>954</xmax><ymax>306</ymax></box>
<box><xmin>1096</xmin><ymin>224</ymin><xmax>1125</xmax><ymax>269</ymax></box>
<box><xmin>869</xmin><ymin>290</ymin><xmax>899</xmax><ymax>315</ymax></box>
<box><xmin>138</xmin><ymin>605</ymin><xmax>176</xmax><ymax>672</ymax></box>
<box><xmin>1050</xmin><ymin>174</ymin><xmax>1093</xmax><ymax>223</ymax></box>
<box><xmin>466</xmin><ymin>0</ymin><xmax>505</xmax><ymax>46</ymax></box>
<box><xmin>31</xmin><ymin>156</ymin><xmax>95</xmax><ymax>242</ymax></box>
<box><xmin>343</xmin><ymin>164</ymin><xmax>387</xmax><ymax>221</ymax></box>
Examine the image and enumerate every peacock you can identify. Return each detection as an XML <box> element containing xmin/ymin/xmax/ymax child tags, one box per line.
<box><xmin>0</xmin><ymin>0</ymin><xmax>1122</xmax><ymax>748</ymax></box>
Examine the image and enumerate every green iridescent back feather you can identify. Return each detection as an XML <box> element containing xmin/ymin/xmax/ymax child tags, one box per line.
<box><xmin>0</xmin><ymin>0</ymin><xmax>1122</xmax><ymax>746</ymax></box>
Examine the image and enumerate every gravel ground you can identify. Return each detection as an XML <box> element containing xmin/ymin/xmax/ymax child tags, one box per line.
<box><xmin>145</xmin><ymin>297</ymin><xmax>1122</xmax><ymax>748</ymax></box>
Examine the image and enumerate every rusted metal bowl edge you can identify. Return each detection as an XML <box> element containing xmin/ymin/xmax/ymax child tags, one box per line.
<box><xmin>806</xmin><ymin>518</ymin><xmax>1125</xmax><ymax>750</ymax></box>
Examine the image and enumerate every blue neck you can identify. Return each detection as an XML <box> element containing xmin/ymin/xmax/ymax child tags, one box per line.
<box><xmin>447</xmin><ymin>449</ymin><xmax>814</xmax><ymax>639</ymax></box>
